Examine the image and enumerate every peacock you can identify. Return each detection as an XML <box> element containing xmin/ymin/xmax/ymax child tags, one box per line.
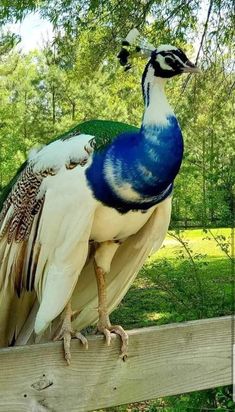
<box><xmin>0</xmin><ymin>29</ymin><xmax>200</xmax><ymax>364</ymax></box>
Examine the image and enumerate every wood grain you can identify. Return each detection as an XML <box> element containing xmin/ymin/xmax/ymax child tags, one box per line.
<box><xmin>0</xmin><ymin>316</ymin><xmax>233</xmax><ymax>412</ymax></box>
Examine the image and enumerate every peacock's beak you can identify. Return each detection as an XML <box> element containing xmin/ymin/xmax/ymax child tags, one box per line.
<box><xmin>182</xmin><ymin>60</ymin><xmax>201</xmax><ymax>73</ymax></box>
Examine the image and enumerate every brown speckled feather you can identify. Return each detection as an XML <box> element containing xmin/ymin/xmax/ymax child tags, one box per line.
<box><xmin>0</xmin><ymin>134</ymin><xmax>95</xmax><ymax>346</ymax></box>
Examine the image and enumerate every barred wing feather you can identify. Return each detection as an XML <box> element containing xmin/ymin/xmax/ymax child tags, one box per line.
<box><xmin>0</xmin><ymin>133</ymin><xmax>95</xmax><ymax>345</ymax></box>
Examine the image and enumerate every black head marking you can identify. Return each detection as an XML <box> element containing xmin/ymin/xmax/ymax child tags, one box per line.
<box><xmin>149</xmin><ymin>47</ymin><xmax>191</xmax><ymax>78</ymax></box>
<box><xmin>117</xmin><ymin>43</ymin><xmax>142</xmax><ymax>71</ymax></box>
<box><xmin>150</xmin><ymin>50</ymin><xmax>157</xmax><ymax>61</ymax></box>
<box><xmin>117</xmin><ymin>48</ymin><xmax>130</xmax><ymax>67</ymax></box>
<box><xmin>122</xmin><ymin>40</ymin><xmax>130</xmax><ymax>47</ymax></box>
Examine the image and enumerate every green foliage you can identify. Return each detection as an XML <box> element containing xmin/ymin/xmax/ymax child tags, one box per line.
<box><xmin>108</xmin><ymin>228</ymin><xmax>234</xmax><ymax>411</ymax></box>
<box><xmin>0</xmin><ymin>31</ymin><xmax>20</xmax><ymax>57</ymax></box>
<box><xmin>0</xmin><ymin>0</ymin><xmax>38</xmax><ymax>24</ymax></box>
<box><xmin>0</xmin><ymin>161</ymin><xmax>27</xmax><ymax>212</ymax></box>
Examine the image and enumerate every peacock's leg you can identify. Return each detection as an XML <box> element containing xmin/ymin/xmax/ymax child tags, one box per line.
<box><xmin>54</xmin><ymin>301</ymin><xmax>88</xmax><ymax>365</ymax></box>
<box><xmin>94</xmin><ymin>242</ymin><xmax>128</xmax><ymax>360</ymax></box>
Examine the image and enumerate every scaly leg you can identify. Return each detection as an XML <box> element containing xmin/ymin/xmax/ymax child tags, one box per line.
<box><xmin>94</xmin><ymin>260</ymin><xmax>128</xmax><ymax>360</ymax></box>
<box><xmin>54</xmin><ymin>301</ymin><xmax>88</xmax><ymax>365</ymax></box>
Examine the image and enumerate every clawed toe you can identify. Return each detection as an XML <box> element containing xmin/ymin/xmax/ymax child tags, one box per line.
<box><xmin>75</xmin><ymin>332</ymin><xmax>89</xmax><ymax>350</ymax></box>
<box><xmin>53</xmin><ymin>302</ymin><xmax>88</xmax><ymax>364</ymax></box>
<box><xmin>54</xmin><ymin>327</ymin><xmax>88</xmax><ymax>365</ymax></box>
<box><xmin>97</xmin><ymin>323</ymin><xmax>128</xmax><ymax>359</ymax></box>
<box><xmin>101</xmin><ymin>328</ymin><xmax>112</xmax><ymax>346</ymax></box>
<box><xmin>111</xmin><ymin>325</ymin><xmax>128</xmax><ymax>360</ymax></box>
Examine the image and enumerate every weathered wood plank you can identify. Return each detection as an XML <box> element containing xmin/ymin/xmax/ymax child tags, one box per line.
<box><xmin>0</xmin><ymin>316</ymin><xmax>233</xmax><ymax>412</ymax></box>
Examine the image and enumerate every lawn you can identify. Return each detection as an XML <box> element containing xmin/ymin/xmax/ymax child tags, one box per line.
<box><xmin>98</xmin><ymin>228</ymin><xmax>234</xmax><ymax>411</ymax></box>
<box><xmin>111</xmin><ymin>228</ymin><xmax>233</xmax><ymax>329</ymax></box>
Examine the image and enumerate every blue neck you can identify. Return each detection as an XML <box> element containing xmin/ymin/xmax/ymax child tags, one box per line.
<box><xmin>86</xmin><ymin>77</ymin><xmax>183</xmax><ymax>213</ymax></box>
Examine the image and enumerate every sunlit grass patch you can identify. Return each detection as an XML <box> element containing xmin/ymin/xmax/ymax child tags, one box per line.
<box><xmin>146</xmin><ymin>311</ymin><xmax>170</xmax><ymax>321</ymax></box>
<box><xmin>153</xmin><ymin>228</ymin><xmax>232</xmax><ymax>260</ymax></box>
<box><xmin>111</xmin><ymin>228</ymin><xmax>232</xmax><ymax>327</ymax></box>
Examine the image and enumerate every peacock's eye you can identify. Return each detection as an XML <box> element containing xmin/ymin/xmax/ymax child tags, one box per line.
<box><xmin>165</xmin><ymin>57</ymin><xmax>174</xmax><ymax>65</ymax></box>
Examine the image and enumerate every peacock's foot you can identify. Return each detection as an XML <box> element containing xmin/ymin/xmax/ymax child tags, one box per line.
<box><xmin>97</xmin><ymin>320</ymin><xmax>128</xmax><ymax>360</ymax></box>
<box><xmin>54</xmin><ymin>312</ymin><xmax>88</xmax><ymax>365</ymax></box>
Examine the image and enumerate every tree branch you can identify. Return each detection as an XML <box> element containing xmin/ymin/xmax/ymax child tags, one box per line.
<box><xmin>180</xmin><ymin>0</ymin><xmax>214</xmax><ymax>94</ymax></box>
<box><xmin>195</xmin><ymin>0</ymin><xmax>213</xmax><ymax>65</ymax></box>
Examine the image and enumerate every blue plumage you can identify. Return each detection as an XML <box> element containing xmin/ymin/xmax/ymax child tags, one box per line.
<box><xmin>86</xmin><ymin>115</ymin><xmax>183</xmax><ymax>212</ymax></box>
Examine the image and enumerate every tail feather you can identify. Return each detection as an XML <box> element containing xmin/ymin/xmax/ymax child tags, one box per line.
<box><xmin>0</xmin><ymin>286</ymin><xmax>36</xmax><ymax>347</ymax></box>
<box><xmin>15</xmin><ymin>198</ymin><xmax>171</xmax><ymax>345</ymax></box>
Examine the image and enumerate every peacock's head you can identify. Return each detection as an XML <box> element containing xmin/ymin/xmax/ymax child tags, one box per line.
<box><xmin>118</xmin><ymin>29</ymin><xmax>200</xmax><ymax>79</ymax></box>
<box><xmin>148</xmin><ymin>45</ymin><xmax>200</xmax><ymax>78</ymax></box>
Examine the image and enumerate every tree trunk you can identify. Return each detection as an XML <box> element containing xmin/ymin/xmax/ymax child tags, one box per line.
<box><xmin>202</xmin><ymin>132</ymin><xmax>207</xmax><ymax>227</ymax></box>
<box><xmin>52</xmin><ymin>84</ymin><xmax>56</xmax><ymax>127</ymax></box>
<box><xmin>72</xmin><ymin>102</ymin><xmax>76</xmax><ymax>120</ymax></box>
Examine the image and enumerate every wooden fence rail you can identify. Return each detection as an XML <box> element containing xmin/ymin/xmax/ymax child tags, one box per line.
<box><xmin>0</xmin><ymin>316</ymin><xmax>234</xmax><ymax>412</ymax></box>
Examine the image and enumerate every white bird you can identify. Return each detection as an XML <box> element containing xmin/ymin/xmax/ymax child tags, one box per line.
<box><xmin>0</xmin><ymin>29</ymin><xmax>200</xmax><ymax>363</ymax></box>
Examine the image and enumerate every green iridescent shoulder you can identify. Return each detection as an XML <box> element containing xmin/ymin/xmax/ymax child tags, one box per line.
<box><xmin>0</xmin><ymin>119</ymin><xmax>139</xmax><ymax>212</ymax></box>
<box><xmin>56</xmin><ymin>119</ymin><xmax>139</xmax><ymax>150</ymax></box>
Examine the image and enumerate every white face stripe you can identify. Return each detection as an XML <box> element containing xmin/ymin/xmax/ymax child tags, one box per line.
<box><xmin>173</xmin><ymin>54</ymin><xmax>187</xmax><ymax>66</ymax></box>
<box><xmin>155</xmin><ymin>45</ymin><xmax>188</xmax><ymax>69</ymax></box>
<box><xmin>157</xmin><ymin>54</ymin><xmax>174</xmax><ymax>71</ymax></box>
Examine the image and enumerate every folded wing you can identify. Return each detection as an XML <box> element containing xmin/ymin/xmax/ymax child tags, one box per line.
<box><xmin>0</xmin><ymin>133</ymin><xmax>96</xmax><ymax>345</ymax></box>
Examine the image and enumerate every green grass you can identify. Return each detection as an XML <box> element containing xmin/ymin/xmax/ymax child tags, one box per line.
<box><xmin>101</xmin><ymin>228</ymin><xmax>234</xmax><ymax>412</ymax></box>
<box><xmin>157</xmin><ymin>228</ymin><xmax>232</xmax><ymax>259</ymax></box>
<box><xmin>111</xmin><ymin>228</ymin><xmax>233</xmax><ymax>329</ymax></box>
